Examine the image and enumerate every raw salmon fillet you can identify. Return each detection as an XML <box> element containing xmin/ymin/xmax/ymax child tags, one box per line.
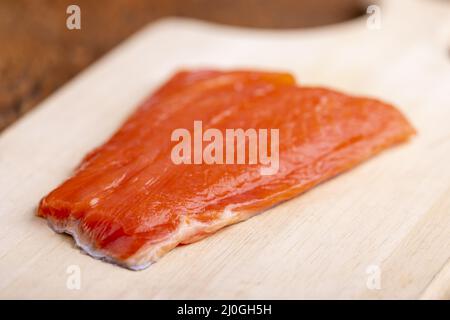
<box><xmin>38</xmin><ymin>70</ymin><xmax>415</xmax><ymax>270</ymax></box>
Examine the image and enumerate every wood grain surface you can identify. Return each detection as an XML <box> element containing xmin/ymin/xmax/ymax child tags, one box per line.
<box><xmin>0</xmin><ymin>0</ymin><xmax>449</xmax><ymax>299</ymax></box>
<box><xmin>0</xmin><ymin>0</ymin><xmax>363</xmax><ymax>131</ymax></box>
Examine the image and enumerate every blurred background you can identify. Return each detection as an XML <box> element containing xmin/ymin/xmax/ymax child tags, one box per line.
<box><xmin>0</xmin><ymin>0</ymin><xmax>369</xmax><ymax>132</ymax></box>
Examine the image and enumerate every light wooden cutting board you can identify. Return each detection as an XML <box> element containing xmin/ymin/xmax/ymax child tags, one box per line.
<box><xmin>1</xmin><ymin>0</ymin><xmax>449</xmax><ymax>299</ymax></box>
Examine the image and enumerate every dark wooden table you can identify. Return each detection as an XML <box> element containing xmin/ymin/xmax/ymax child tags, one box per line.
<box><xmin>0</xmin><ymin>0</ymin><xmax>363</xmax><ymax>131</ymax></box>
